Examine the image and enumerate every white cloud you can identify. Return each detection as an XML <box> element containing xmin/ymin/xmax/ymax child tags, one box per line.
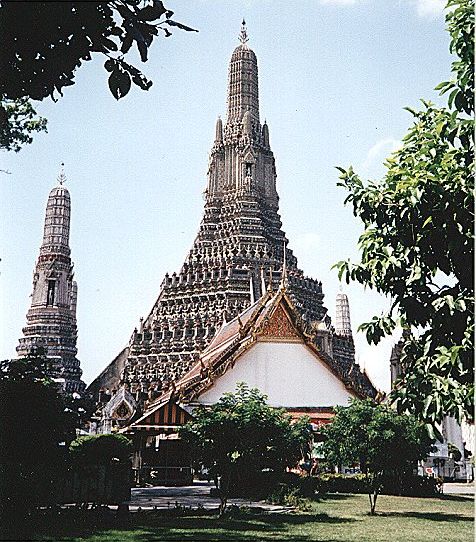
<box><xmin>360</xmin><ymin>137</ymin><xmax>401</xmax><ymax>177</ymax></box>
<box><xmin>413</xmin><ymin>0</ymin><xmax>446</xmax><ymax>18</ymax></box>
<box><xmin>319</xmin><ymin>0</ymin><xmax>358</xmax><ymax>5</ymax></box>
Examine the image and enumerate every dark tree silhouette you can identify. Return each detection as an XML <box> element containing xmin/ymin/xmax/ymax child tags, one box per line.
<box><xmin>335</xmin><ymin>0</ymin><xmax>474</xmax><ymax>430</ymax></box>
<box><xmin>0</xmin><ymin>1</ymin><xmax>197</xmax><ymax>151</ymax></box>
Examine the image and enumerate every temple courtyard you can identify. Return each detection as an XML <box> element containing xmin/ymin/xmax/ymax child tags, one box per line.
<box><xmin>22</xmin><ymin>484</ymin><xmax>474</xmax><ymax>542</ymax></box>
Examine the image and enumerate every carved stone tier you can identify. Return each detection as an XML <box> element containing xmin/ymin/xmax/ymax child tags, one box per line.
<box><xmin>117</xmin><ymin>25</ymin><xmax>352</xmax><ymax>396</ymax></box>
<box><xmin>17</xmin><ymin>179</ymin><xmax>85</xmax><ymax>393</ymax></box>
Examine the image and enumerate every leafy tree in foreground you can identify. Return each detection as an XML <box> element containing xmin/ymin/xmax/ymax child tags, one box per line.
<box><xmin>70</xmin><ymin>434</ymin><xmax>132</xmax><ymax>465</ymax></box>
<box><xmin>0</xmin><ymin>348</ymin><xmax>84</xmax><ymax>517</ymax></box>
<box><xmin>334</xmin><ymin>0</ymin><xmax>474</xmax><ymax>432</ymax></box>
<box><xmin>180</xmin><ymin>383</ymin><xmax>312</xmax><ymax>516</ymax></box>
<box><xmin>0</xmin><ymin>97</ymin><xmax>48</xmax><ymax>152</ymax></box>
<box><xmin>322</xmin><ymin>399</ymin><xmax>434</xmax><ymax>515</ymax></box>
<box><xmin>0</xmin><ymin>0</ymin><xmax>197</xmax><ymax>151</ymax></box>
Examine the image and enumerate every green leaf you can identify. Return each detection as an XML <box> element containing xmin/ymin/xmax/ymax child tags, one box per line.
<box><xmin>422</xmin><ymin>396</ymin><xmax>433</xmax><ymax>418</ymax></box>
<box><xmin>164</xmin><ymin>19</ymin><xmax>198</xmax><ymax>32</ymax></box>
<box><xmin>104</xmin><ymin>59</ymin><xmax>115</xmax><ymax>72</ymax></box>
<box><xmin>448</xmin><ymin>88</ymin><xmax>459</xmax><ymax>108</ymax></box>
<box><xmin>137</xmin><ymin>41</ymin><xmax>148</xmax><ymax>62</ymax></box>
<box><xmin>121</xmin><ymin>34</ymin><xmax>134</xmax><ymax>54</ymax></box>
<box><xmin>108</xmin><ymin>69</ymin><xmax>131</xmax><ymax>100</ymax></box>
<box><xmin>425</xmin><ymin>424</ymin><xmax>435</xmax><ymax>440</ymax></box>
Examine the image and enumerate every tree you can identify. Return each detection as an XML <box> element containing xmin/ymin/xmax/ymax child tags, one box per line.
<box><xmin>0</xmin><ymin>348</ymin><xmax>85</xmax><ymax>517</ymax></box>
<box><xmin>334</xmin><ymin>0</ymin><xmax>474</xmax><ymax>432</ymax></box>
<box><xmin>180</xmin><ymin>383</ymin><xmax>312</xmax><ymax>516</ymax></box>
<box><xmin>0</xmin><ymin>1</ymin><xmax>197</xmax><ymax>151</ymax></box>
<box><xmin>322</xmin><ymin>399</ymin><xmax>434</xmax><ymax>515</ymax></box>
<box><xmin>70</xmin><ymin>434</ymin><xmax>132</xmax><ymax>465</ymax></box>
<box><xmin>0</xmin><ymin>97</ymin><xmax>47</xmax><ymax>152</ymax></box>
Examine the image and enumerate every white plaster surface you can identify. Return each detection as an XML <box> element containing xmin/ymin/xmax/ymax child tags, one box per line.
<box><xmin>198</xmin><ymin>341</ymin><xmax>355</xmax><ymax>407</ymax></box>
<box><xmin>443</xmin><ymin>416</ymin><xmax>465</xmax><ymax>456</ymax></box>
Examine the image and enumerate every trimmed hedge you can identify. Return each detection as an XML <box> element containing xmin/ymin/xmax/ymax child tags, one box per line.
<box><xmin>315</xmin><ymin>473</ymin><xmax>443</xmax><ymax>497</ymax></box>
<box><xmin>69</xmin><ymin>434</ymin><xmax>132</xmax><ymax>465</ymax></box>
<box><xmin>316</xmin><ymin>473</ymin><xmax>368</xmax><ymax>494</ymax></box>
<box><xmin>232</xmin><ymin>471</ymin><xmax>442</xmax><ymax>507</ymax></box>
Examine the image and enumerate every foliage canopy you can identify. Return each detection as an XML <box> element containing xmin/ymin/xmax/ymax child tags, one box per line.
<box><xmin>0</xmin><ymin>348</ymin><xmax>87</xmax><ymax>514</ymax></box>
<box><xmin>335</xmin><ymin>0</ymin><xmax>474</xmax><ymax>430</ymax></box>
<box><xmin>180</xmin><ymin>383</ymin><xmax>312</xmax><ymax>515</ymax></box>
<box><xmin>0</xmin><ymin>0</ymin><xmax>196</xmax><ymax>151</ymax></box>
<box><xmin>322</xmin><ymin>399</ymin><xmax>434</xmax><ymax>514</ymax></box>
<box><xmin>69</xmin><ymin>433</ymin><xmax>132</xmax><ymax>465</ymax></box>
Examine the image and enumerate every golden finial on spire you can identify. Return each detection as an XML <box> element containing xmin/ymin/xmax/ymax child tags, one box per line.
<box><xmin>239</xmin><ymin>19</ymin><xmax>249</xmax><ymax>44</ymax></box>
<box><xmin>268</xmin><ymin>266</ymin><xmax>273</xmax><ymax>293</ymax></box>
<box><xmin>280</xmin><ymin>239</ymin><xmax>288</xmax><ymax>290</ymax></box>
<box><xmin>57</xmin><ymin>162</ymin><xmax>67</xmax><ymax>186</ymax></box>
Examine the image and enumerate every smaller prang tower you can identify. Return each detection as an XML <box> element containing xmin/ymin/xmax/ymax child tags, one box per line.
<box><xmin>332</xmin><ymin>290</ymin><xmax>355</xmax><ymax>368</ymax></box>
<box><xmin>335</xmin><ymin>290</ymin><xmax>352</xmax><ymax>337</ymax></box>
<box><xmin>17</xmin><ymin>168</ymin><xmax>85</xmax><ymax>393</ymax></box>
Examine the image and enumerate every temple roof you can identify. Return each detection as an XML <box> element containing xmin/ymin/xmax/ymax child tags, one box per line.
<box><xmin>129</xmin><ymin>287</ymin><xmax>378</xmax><ymax>427</ymax></box>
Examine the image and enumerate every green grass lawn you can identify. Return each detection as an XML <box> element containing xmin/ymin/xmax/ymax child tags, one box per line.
<box><xmin>6</xmin><ymin>494</ymin><xmax>473</xmax><ymax>542</ymax></box>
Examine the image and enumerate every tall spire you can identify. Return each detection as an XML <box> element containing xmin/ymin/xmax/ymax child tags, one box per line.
<box><xmin>227</xmin><ymin>20</ymin><xmax>259</xmax><ymax>124</ymax></box>
<box><xmin>95</xmin><ymin>24</ymin><xmax>329</xmax><ymax>404</ymax></box>
<box><xmin>17</xmin><ymin>169</ymin><xmax>84</xmax><ymax>394</ymax></box>
<box><xmin>335</xmin><ymin>290</ymin><xmax>352</xmax><ymax>338</ymax></box>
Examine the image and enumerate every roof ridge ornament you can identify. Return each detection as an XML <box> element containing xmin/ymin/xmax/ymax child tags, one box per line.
<box><xmin>57</xmin><ymin>162</ymin><xmax>67</xmax><ymax>186</ymax></box>
<box><xmin>239</xmin><ymin>19</ymin><xmax>249</xmax><ymax>45</ymax></box>
<box><xmin>267</xmin><ymin>266</ymin><xmax>273</xmax><ymax>293</ymax></box>
<box><xmin>280</xmin><ymin>239</ymin><xmax>288</xmax><ymax>290</ymax></box>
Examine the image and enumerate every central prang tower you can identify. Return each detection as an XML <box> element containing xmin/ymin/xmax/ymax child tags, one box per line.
<box><xmin>93</xmin><ymin>23</ymin><xmax>352</xmax><ymax>402</ymax></box>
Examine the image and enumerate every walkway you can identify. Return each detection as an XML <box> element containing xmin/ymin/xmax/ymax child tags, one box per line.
<box><xmin>126</xmin><ymin>481</ymin><xmax>290</xmax><ymax>512</ymax></box>
<box><xmin>443</xmin><ymin>482</ymin><xmax>474</xmax><ymax>497</ymax></box>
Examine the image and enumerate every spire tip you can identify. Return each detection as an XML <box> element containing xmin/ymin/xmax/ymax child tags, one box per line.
<box><xmin>239</xmin><ymin>19</ymin><xmax>249</xmax><ymax>45</ymax></box>
<box><xmin>57</xmin><ymin>162</ymin><xmax>67</xmax><ymax>186</ymax></box>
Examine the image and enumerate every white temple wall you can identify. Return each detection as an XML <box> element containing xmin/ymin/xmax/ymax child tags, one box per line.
<box><xmin>443</xmin><ymin>415</ymin><xmax>465</xmax><ymax>457</ymax></box>
<box><xmin>461</xmin><ymin>420</ymin><xmax>475</xmax><ymax>456</ymax></box>
<box><xmin>198</xmin><ymin>340</ymin><xmax>355</xmax><ymax>407</ymax></box>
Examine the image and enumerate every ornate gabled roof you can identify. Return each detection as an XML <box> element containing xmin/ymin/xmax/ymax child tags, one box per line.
<box><xmin>104</xmin><ymin>386</ymin><xmax>137</xmax><ymax>420</ymax></box>
<box><xmin>130</xmin><ymin>288</ymin><xmax>378</xmax><ymax>427</ymax></box>
<box><xmin>124</xmin><ymin>396</ymin><xmax>191</xmax><ymax>433</ymax></box>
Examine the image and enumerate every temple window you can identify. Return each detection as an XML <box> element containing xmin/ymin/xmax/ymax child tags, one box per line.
<box><xmin>47</xmin><ymin>280</ymin><xmax>56</xmax><ymax>306</ymax></box>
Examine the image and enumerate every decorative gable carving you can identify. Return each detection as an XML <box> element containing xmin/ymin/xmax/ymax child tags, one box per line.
<box><xmin>112</xmin><ymin>401</ymin><xmax>132</xmax><ymax>420</ymax></box>
<box><xmin>104</xmin><ymin>387</ymin><xmax>137</xmax><ymax>421</ymax></box>
<box><xmin>259</xmin><ymin>303</ymin><xmax>300</xmax><ymax>341</ymax></box>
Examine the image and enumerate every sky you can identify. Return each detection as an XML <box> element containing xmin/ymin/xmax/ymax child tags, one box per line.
<box><xmin>1</xmin><ymin>0</ymin><xmax>452</xmax><ymax>392</ymax></box>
